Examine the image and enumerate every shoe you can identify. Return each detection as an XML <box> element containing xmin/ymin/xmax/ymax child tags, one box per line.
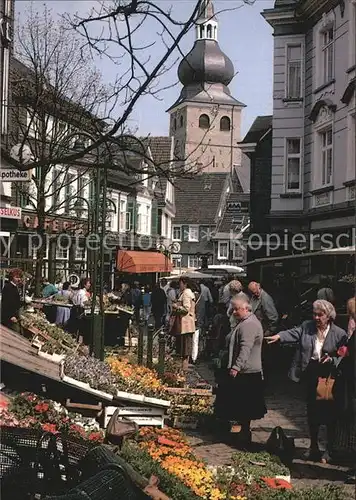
<box><xmin>320</xmin><ymin>450</ymin><xmax>332</xmax><ymax>464</ymax></box>
<box><xmin>233</xmin><ymin>430</ymin><xmax>252</xmax><ymax>448</ymax></box>
<box><xmin>303</xmin><ymin>447</ymin><xmax>320</xmax><ymax>461</ymax></box>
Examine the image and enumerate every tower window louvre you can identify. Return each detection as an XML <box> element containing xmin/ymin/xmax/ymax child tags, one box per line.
<box><xmin>207</xmin><ymin>24</ymin><xmax>212</xmax><ymax>38</ymax></box>
<box><xmin>199</xmin><ymin>114</ymin><xmax>210</xmax><ymax>129</ymax></box>
<box><xmin>220</xmin><ymin>116</ymin><xmax>231</xmax><ymax>131</ymax></box>
<box><xmin>180</xmin><ymin>115</ymin><xmax>183</xmax><ymax>127</ymax></box>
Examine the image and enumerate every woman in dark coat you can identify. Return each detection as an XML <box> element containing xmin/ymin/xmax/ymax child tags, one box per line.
<box><xmin>266</xmin><ymin>299</ymin><xmax>348</xmax><ymax>463</ymax></box>
<box><xmin>335</xmin><ymin>297</ymin><xmax>356</xmax><ymax>482</ymax></box>
<box><xmin>1</xmin><ymin>269</ymin><xmax>22</xmax><ymax>333</ymax></box>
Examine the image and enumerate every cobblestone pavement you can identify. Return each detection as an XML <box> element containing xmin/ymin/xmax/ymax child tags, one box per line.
<box><xmin>185</xmin><ymin>362</ymin><xmax>355</xmax><ymax>494</ymax></box>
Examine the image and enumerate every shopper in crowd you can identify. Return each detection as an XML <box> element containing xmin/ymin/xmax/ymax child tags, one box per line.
<box><xmin>55</xmin><ymin>281</ymin><xmax>72</xmax><ymax>328</ymax></box>
<box><xmin>166</xmin><ymin>280</ymin><xmax>179</xmax><ymax>323</ymax></box>
<box><xmin>317</xmin><ymin>279</ymin><xmax>335</xmax><ymax>305</ymax></box>
<box><xmin>266</xmin><ymin>299</ymin><xmax>348</xmax><ymax>463</ymax></box>
<box><xmin>172</xmin><ymin>277</ymin><xmax>196</xmax><ymax>371</ymax></box>
<box><xmin>227</xmin><ymin>280</ymin><xmax>249</xmax><ymax>327</ymax></box>
<box><xmin>160</xmin><ymin>278</ymin><xmax>170</xmax><ymax>294</ymax></box>
<box><xmin>248</xmin><ymin>281</ymin><xmax>278</xmax><ymax>334</ymax></box>
<box><xmin>119</xmin><ymin>283</ymin><xmax>132</xmax><ymax>306</ymax></box>
<box><xmin>142</xmin><ymin>285</ymin><xmax>152</xmax><ymax>323</ymax></box>
<box><xmin>214</xmin><ymin>296</ymin><xmax>266</xmax><ymax>445</ymax></box>
<box><xmin>42</xmin><ymin>278</ymin><xmax>58</xmax><ymax>298</ymax></box>
<box><xmin>347</xmin><ymin>296</ymin><xmax>356</xmax><ymax>338</ymax></box>
<box><xmin>198</xmin><ymin>279</ymin><xmax>213</xmax><ymax>332</ymax></box>
<box><xmin>69</xmin><ymin>278</ymin><xmax>91</xmax><ymax>341</ymax></box>
<box><xmin>1</xmin><ymin>269</ymin><xmax>22</xmax><ymax>333</ymax></box>
<box><xmin>151</xmin><ymin>282</ymin><xmax>167</xmax><ymax>330</ymax></box>
<box><xmin>131</xmin><ymin>282</ymin><xmax>142</xmax><ymax>324</ymax></box>
<box><xmin>334</xmin><ymin>296</ymin><xmax>356</xmax><ymax>483</ymax></box>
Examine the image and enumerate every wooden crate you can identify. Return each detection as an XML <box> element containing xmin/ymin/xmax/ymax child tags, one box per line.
<box><xmin>104</xmin><ymin>405</ymin><xmax>166</xmax><ymax>428</ymax></box>
<box><xmin>65</xmin><ymin>399</ymin><xmax>103</xmax><ymax>417</ymax></box>
<box><xmin>165</xmin><ymin>387</ymin><xmax>212</xmax><ymax>396</ymax></box>
<box><xmin>172</xmin><ymin>415</ymin><xmax>198</xmax><ymax>430</ymax></box>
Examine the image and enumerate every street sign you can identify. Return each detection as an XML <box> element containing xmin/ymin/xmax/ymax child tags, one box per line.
<box><xmin>0</xmin><ymin>206</ymin><xmax>22</xmax><ymax>219</ymax></box>
<box><xmin>0</xmin><ymin>169</ymin><xmax>31</xmax><ymax>182</ymax></box>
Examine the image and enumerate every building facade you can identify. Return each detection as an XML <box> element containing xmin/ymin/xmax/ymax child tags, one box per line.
<box><xmin>262</xmin><ymin>0</ymin><xmax>355</xmax><ymax>252</ymax></box>
<box><xmin>0</xmin><ymin>0</ymin><xmax>18</xmax><ymax>258</ymax></box>
<box><xmin>239</xmin><ymin>116</ymin><xmax>273</xmax><ymax>262</ymax></box>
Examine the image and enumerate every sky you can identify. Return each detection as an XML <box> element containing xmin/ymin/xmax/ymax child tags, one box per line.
<box><xmin>15</xmin><ymin>0</ymin><xmax>275</xmax><ymax>138</ymax></box>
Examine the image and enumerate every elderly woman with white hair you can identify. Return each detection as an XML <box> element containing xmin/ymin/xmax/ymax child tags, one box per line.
<box><xmin>266</xmin><ymin>299</ymin><xmax>348</xmax><ymax>464</ymax></box>
<box><xmin>214</xmin><ymin>296</ymin><xmax>267</xmax><ymax>445</ymax></box>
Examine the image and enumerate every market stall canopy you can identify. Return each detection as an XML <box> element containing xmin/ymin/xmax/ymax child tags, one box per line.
<box><xmin>245</xmin><ymin>245</ymin><xmax>355</xmax><ymax>266</ymax></box>
<box><xmin>117</xmin><ymin>250</ymin><xmax>173</xmax><ymax>273</ymax></box>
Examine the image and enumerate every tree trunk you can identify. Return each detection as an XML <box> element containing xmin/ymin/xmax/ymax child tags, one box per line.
<box><xmin>34</xmin><ymin>170</ymin><xmax>47</xmax><ymax>297</ymax></box>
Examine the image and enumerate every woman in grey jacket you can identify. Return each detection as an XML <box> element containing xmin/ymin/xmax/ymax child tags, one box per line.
<box><xmin>266</xmin><ymin>299</ymin><xmax>348</xmax><ymax>463</ymax></box>
<box><xmin>214</xmin><ymin>296</ymin><xmax>266</xmax><ymax>444</ymax></box>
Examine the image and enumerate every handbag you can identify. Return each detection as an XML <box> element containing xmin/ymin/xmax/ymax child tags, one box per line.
<box><xmin>266</xmin><ymin>426</ymin><xmax>295</xmax><ymax>467</ymax></box>
<box><xmin>168</xmin><ymin>314</ymin><xmax>182</xmax><ymax>336</ymax></box>
<box><xmin>105</xmin><ymin>409</ymin><xmax>138</xmax><ymax>446</ymax></box>
<box><xmin>316</xmin><ymin>375</ymin><xmax>335</xmax><ymax>401</ymax></box>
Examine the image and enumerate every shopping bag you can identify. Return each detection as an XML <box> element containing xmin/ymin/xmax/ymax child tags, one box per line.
<box><xmin>266</xmin><ymin>426</ymin><xmax>295</xmax><ymax>467</ymax></box>
<box><xmin>316</xmin><ymin>376</ymin><xmax>335</xmax><ymax>401</ymax></box>
<box><xmin>192</xmin><ymin>329</ymin><xmax>200</xmax><ymax>362</ymax></box>
<box><xmin>105</xmin><ymin>410</ymin><xmax>138</xmax><ymax>446</ymax></box>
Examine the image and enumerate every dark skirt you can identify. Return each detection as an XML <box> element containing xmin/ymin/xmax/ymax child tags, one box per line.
<box><xmin>214</xmin><ymin>370</ymin><xmax>266</xmax><ymax>422</ymax></box>
<box><xmin>303</xmin><ymin>360</ymin><xmax>338</xmax><ymax>426</ymax></box>
<box><xmin>175</xmin><ymin>333</ymin><xmax>193</xmax><ymax>357</ymax></box>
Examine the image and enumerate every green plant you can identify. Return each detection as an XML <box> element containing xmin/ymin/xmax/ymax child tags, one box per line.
<box><xmin>232</xmin><ymin>450</ymin><xmax>290</xmax><ymax>478</ymax></box>
<box><xmin>248</xmin><ymin>484</ymin><xmax>348</xmax><ymax>500</ymax></box>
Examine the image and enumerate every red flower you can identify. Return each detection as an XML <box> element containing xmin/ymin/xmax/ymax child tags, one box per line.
<box><xmin>70</xmin><ymin>424</ymin><xmax>86</xmax><ymax>436</ymax></box>
<box><xmin>88</xmin><ymin>432</ymin><xmax>104</xmax><ymax>442</ymax></box>
<box><xmin>337</xmin><ymin>346</ymin><xmax>348</xmax><ymax>358</ymax></box>
<box><xmin>261</xmin><ymin>477</ymin><xmax>292</xmax><ymax>490</ymax></box>
<box><xmin>34</xmin><ymin>403</ymin><xmax>49</xmax><ymax>413</ymax></box>
<box><xmin>27</xmin><ymin>394</ymin><xmax>37</xmax><ymax>402</ymax></box>
<box><xmin>41</xmin><ymin>423</ymin><xmax>58</xmax><ymax>434</ymax></box>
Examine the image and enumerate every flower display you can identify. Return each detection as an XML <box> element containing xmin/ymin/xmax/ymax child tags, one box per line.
<box><xmin>1</xmin><ymin>392</ymin><xmax>104</xmax><ymax>443</ymax></box>
<box><xmin>135</xmin><ymin>427</ymin><xmax>229</xmax><ymax>499</ymax></box>
<box><xmin>21</xmin><ymin>311</ymin><xmax>77</xmax><ymax>354</ymax></box>
<box><xmin>107</xmin><ymin>356</ymin><xmax>168</xmax><ymax>399</ymax></box>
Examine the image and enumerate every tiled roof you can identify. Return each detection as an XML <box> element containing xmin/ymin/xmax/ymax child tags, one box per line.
<box><xmin>216</xmin><ymin>169</ymin><xmax>250</xmax><ymax>233</ymax></box>
<box><xmin>144</xmin><ymin>136</ymin><xmax>173</xmax><ymax>167</ymax></box>
<box><xmin>240</xmin><ymin>115</ymin><xmax>272</xmax><ymax>144</ymax></box>
<box><xmin>174</xmin><ymin>172</ymin><xmax>227</xmax><ymax>224</ymax></box>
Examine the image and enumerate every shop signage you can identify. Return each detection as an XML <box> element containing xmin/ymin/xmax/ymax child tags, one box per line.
<box><xmin>21</xmin><ymin>214</ymin><xmax>87</xmax><ymax>234</ymax></box>
<box><xmin>0</xmin><ymin>169</ymin><xmax>31</xmax><ymax>182</ymax></box>
<box><xmin>0</xmin><ymin>206</ymin><xmax>22</xmax><ymax>219</ymax></box>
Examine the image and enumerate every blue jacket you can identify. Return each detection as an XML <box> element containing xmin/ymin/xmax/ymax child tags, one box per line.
<box><xmin>278</xmin><ymin>320</ymin><xmax>348</xmax><ymax>382</ymax></box>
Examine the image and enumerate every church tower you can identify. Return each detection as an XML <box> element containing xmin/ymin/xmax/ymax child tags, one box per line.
<box><xmin>168</xmin><ymin>0</ymin><xmax>245</xmax><ymax>173</ymax></box>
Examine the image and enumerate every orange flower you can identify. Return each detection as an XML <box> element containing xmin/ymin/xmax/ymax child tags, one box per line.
<box><xmin>41</xmin><ymin>423</ymin><xmax>58</xmax><ymax>434</ymax></box>
<box><xmin>261</xmin><ymin>477</ymin><xmax>292</xmax><ymax>490</ymax></box>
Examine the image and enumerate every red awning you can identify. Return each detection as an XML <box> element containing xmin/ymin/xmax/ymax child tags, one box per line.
<box><xmin>117</xmin><ymin>250</ymin><xmax>173</xmax><ymax>274</ymax></box>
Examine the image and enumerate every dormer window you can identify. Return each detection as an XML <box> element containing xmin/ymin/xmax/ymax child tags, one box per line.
<box><xmin>199</xmin><ymin>114</ymin><xmax>210</xmax><ymax>129</ymax></box>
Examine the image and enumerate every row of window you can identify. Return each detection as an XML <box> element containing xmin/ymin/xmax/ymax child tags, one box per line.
<box><xmin>174</xmin><ymin>114</ymin><xmax>231</xmax><ymax>131</ymax></box>
<box><xmin>198</xmin><ymin>114</ymin><xmax>231</xmax><ymax>131</ymax></box>
<box><xmin>284</xmin><ymin>113</ymin><xmax>355</xmax><ymax>193</ymax></box>
<box><xmin>173</xmin><ymin>225</ymin><xmax>199</xmax><ymax>242</ymax></box>
<box><xmin>285</xmin><ymin>3</ymin><xmax>356</xmax><ymax>100</ymax></box>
